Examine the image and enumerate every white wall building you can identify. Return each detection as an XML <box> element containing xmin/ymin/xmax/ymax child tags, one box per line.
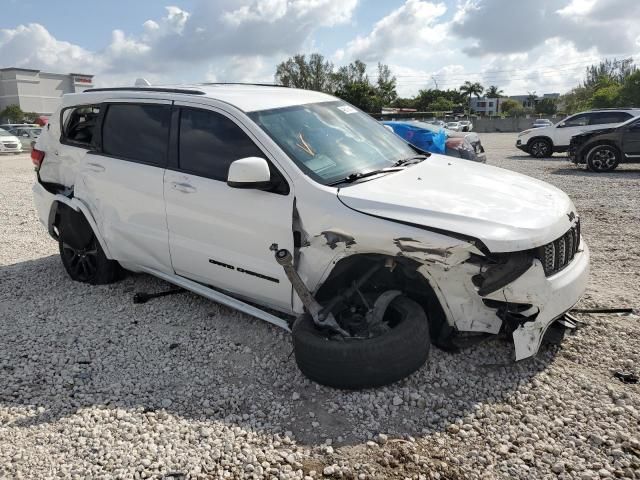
<box><xmin>469</xmin><ymin>97</ymin><xmax>504</xmax><ymax>115</ymax></box>
<box><xmin>0</xmin><ymin>67</ymin><xmax>94</xmax><ymax>116</ymax></box>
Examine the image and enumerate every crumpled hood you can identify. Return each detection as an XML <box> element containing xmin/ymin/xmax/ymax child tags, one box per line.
<box><xmin>337</xmin><ymin>155</ymin><xmax>577</xmax><ymax>252</ymax></box>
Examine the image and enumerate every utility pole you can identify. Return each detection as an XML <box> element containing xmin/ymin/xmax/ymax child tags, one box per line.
<box><xmin>431</xmin><ymin>76</ymin><xmax>438</xmax><ymax>90</ymax></box>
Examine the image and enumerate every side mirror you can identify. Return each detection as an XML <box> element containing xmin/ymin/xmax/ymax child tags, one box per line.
<box><xmin>556</xmin><ymin>122</ymin><xmax>565</xmax><ymax>128</ymax></box>
<box><xmin>227</xmin><ymin>157</ymin><xmax>271</xmax><ymax>189</ymax></box>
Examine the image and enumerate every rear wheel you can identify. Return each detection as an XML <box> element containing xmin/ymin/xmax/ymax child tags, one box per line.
<box><xmin>57</xmin><ymin>208</ymin><xmax>120</xmax><ymax>284</ymax></box>
<box><xmin>292</xmin><ymin>295</ymin><xmax>430</xmax><ymax>389</ymax></box>
<box><xmin>586</xmin><ymin>145</ymin><xmax>620</xmax><ymax>172</ymax></box>
<box><xmin>529</xmin><ymin>138</ymin><xmax>553</xmax><ymax>158</ymax></box>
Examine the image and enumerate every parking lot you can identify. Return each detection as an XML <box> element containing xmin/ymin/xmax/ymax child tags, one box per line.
<box><xmin>0</xmin><ymin>133</ymin><xmax>638</xmax><ymax>479</ymax></box>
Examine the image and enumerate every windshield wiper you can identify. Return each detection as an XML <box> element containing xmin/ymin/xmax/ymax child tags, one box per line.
<box><xmin>392</xmin><ymin>154</ymin><xmax>428</xmax><ymax>166</ymax></box>
<box><xmin>328</xmin><ymin>155</ymin><xmax>428</xmax><ymax>187</ymax></box>
<box><xmin>328</xmin><ymin>155</ymin><xmax>427</xmax><ymax>187</ymax></box>
<box><xmin>328</xmin><ymin>167</ymin><xmax>405</xmax><ymax>186</ymax></box>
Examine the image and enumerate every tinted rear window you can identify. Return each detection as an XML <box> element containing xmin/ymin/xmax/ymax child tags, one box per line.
<box><xmin>102</xmin><ymin>104</ymin><xmax>171</xmax><ymax>166</ymax></box>
<box><xmin>590</xmin><ymin>112</ymin><xmax>633</xmax><ymax>125</ymax></box>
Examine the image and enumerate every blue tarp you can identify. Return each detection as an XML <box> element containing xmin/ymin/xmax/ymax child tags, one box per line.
<box><xmin>383</xmin><ymin>121</ymin><xmax>447</xmax><ymax>154</ymax></box>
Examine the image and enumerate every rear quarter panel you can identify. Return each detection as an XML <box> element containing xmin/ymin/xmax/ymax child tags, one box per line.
<box><xmin>37</xmin><ymin>107</ymin><xmax>86</xmax><ymax>188</ymax></box>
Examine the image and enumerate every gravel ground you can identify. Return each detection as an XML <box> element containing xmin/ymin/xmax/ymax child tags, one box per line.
<box><xmin>0</xmin><ymin>134</ymin><xmax>638</xmax><ymax>479</ymax></box>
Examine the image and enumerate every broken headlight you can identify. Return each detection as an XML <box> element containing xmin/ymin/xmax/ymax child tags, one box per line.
<box><xmin>471</xmin><ymin>251</ymin><xmax>534</xmax><ymax>296</ymax></box>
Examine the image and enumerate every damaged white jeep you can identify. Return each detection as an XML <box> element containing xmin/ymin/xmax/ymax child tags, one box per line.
<box><xmin>32</xmin><ymin>84</ymin><xmax>589</xmax><ymax>389</ymax></box>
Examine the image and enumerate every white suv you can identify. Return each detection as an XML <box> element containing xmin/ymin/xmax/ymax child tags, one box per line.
<box><xmin>517</xmin><ymin>108</ymin><xmax>640</xmax><ymax>158</ymax></box>
<box><xmin>32</xmin><ymin>84</ymin><xmax>589</xmax><ymax>389</ymax></box>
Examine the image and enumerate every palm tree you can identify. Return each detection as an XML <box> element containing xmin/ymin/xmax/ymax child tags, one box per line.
<box><xmin>459</xmin><ymin>81</ymin><xmax>484</xmax><ymax>115</ymax></box>
<box><xmin>486</xmin><ymin>85</ymin><xmax>504</xmax><ymax>115</ymax></box>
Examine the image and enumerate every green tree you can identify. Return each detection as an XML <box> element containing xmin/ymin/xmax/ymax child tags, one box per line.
<box><xmin>332</xmin><ymin>60</ymin><xmax>378</xmax><ymax>111</ymax></box>
<box><xmin>23</xmin><ymin>111</ymin><xmax>40</xmax><ymax>123</ymax></box>
<box><xmin>485</xmin><ymin>85</ymin><xmax>504</xmax><ymax>98</ymax></box>
<box><xmin>619</xmin><ymin>70</ymin><xmax>640</xmax><ymax>106</ymax></box>
<box><xmin>275</xmin><ymin>53</ymin><xmax>335</xmax><ymax>92</ymax></box>
<box><xmin>427</xmin><ymin>97</ymin><xmax>454</xmax><ymax>112</ymax></box>
<box><xmin>459</xmin><ymin>81</ymin><xmax>484</xmax><ymax>112</ymax></box>
<box><xmin>560</xmin><ymin>85</ymin><xmax>592</xmax><ymax>114</ymax></box>
<box><xmin>535</xmin><ymin>98</ymin><xmax>558</xmax><ymax>115</ymax></box>
<box><xmin>375</xmin><ymin>63</ymin><xmax>398</xmax><ymax>108</ymax></box>
<box><xmin>390</xmin><ymin>97</ymin><xmax>417</xmax><ymax>109</ymax></box>
<box><xmin>583</xmin><ymin>58</ymin><xmax>636</xmax><ymax>89</ymax></box>
<box><xmin>500</xmin><ymin>99</ymin><xmax>523</xmax><ymax>115</ymax></box>
<box><xmin>0</xmin><ymin>104</ymin><xmax>25</xmax><ymax>122</ymax></box>
<box><xmin>590</xmin><ymin>84</ymin><xmax>622</xmax><ymax>108</ymax></box>
<box><xmin>486</xmin><ymin>85</ymin><xmax>504</xmax><ymax>115</ymax></box>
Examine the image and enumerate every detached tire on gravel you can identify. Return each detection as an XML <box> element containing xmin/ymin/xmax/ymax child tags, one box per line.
<box><xmin>292</xmin><ymin>296</ymin><xmax>430</xmax><ymax>389</ymax></box>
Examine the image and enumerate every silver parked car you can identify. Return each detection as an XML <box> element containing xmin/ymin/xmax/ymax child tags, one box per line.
<box><xmin>9</xmin><ymin>127</ymin><xmax>42</xmax><ymax>149</ymax></box>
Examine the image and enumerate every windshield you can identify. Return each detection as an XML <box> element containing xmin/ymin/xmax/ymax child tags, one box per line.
<box><xmin>249</xmin><ymin>101</ymin><xmax>416</xmax><ymax>185</ymax></box>
<box><xmin>31</xmin><ymin>129</ymin><xmax>42</xmax><ymax>135</ymax></box>
<box><xmin>0</xmin><ymin>129</ymin><xmax>13</xmax><ymax>137</ymax></box>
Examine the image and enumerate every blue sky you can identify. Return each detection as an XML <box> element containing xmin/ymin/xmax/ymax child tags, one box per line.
<box><xmin>1</xmin><ymin>0</ymin><xmax>639</xmax><ymax>97</ymax></box>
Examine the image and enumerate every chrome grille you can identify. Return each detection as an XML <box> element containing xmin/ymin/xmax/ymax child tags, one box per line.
<box><xmin>536</xmin><ymin>220</ymin><xmax>581</xmax><ymax>276</ymax></box>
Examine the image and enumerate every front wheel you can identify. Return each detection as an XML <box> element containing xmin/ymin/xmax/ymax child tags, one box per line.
<box><xmin>292</xmin><ymin>296</ymin><xmax>430</xmax><ymax>389</ymax></box>
<box><xmin>586</xmin><ymin>145</ymin><xmax>620</xmax><ymax>172</ymax></box>
<box><xmin>529</xmin><ymin>139</ymin><xmax>553</xmax><ymax>158</ymax></box>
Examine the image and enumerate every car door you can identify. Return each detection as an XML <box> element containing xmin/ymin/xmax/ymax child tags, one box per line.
<box><xmin>554</xmin><ymin>113</ymin><xmax>592</xmax><ymax>146</ymax></box>
<box><xmin>73</xmin><ymin>99</ymin><xmax>173</xmax><ymax>273</ymax></box>
<box><xmin>164</xmin><ymin>103</ymin><xmax>294</xmax><ymax>312</ymax></box>
<box><xmin>622</xmin><ymin>118</ymin><xmax>640</xmax><ymax>159</ymax></box>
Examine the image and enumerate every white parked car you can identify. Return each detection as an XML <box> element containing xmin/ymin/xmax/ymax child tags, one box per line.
<box><xmin>446</xmin><ymin>121</ymin><xmax>461</xmax><ymax>131</ymax></box>
<box><xmin>517</xmin><ymin>108</ymin><xmax>640</xmax><ymax>158</ymax></box>
<box><xmin>531</xmin><ymin>119</ymin><xmax>553</xmax><ymax>128</ymax></box>
<box><xmin>32</xmin><ymin>84</ymin><xmax>589</xmax><ymax>389</ymax></box>
<box><xmin>458</xmin><ymin>120</ymin><xmax>473</xmax><ymax>132</ymax></box>
<box><xmin>0</xmin><ymin>128</ymin><xmax>23</xmax><ymax>154</ymax></box>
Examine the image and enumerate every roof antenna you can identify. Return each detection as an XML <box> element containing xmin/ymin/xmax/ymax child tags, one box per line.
<box><xmin>135</xmin><ymin>78</ymin><xmax>151</xmax><ymax>87</ymax></box>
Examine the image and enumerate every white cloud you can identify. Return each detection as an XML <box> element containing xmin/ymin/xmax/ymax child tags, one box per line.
<box><xmin>557</xmin><ymin>0</ymin><xmax>597</xmax><ymax>16</ymax></box>
<box><xmin>0</xmin><ymin>0</ymin><xmax>359</xmax><ymax>86</ymax></box>
<box><xmin>0</xmin><ymin>23</ymin><xmax>100</xmax><ymax>73</ymax></box>
<box><xmin>1</xmin><ymin>0</ymin><xmax>639</xmax><ymax>100</ymax></box>
<box><xmin>342</xmin><ymin>0</ymin><xmax>447</xmax><ymax>62</ymax></box>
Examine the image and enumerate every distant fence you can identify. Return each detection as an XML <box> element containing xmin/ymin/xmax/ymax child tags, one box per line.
<box><xmin>372</xmin><ymin>112</ymin><xmax>559</xmax><ymax>133</ymax></box>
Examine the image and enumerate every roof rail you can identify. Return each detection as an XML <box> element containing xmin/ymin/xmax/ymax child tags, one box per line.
<box><xmin>83</xmin><ymin>87</ymin><xmax>206</xmax><ymax>95</ymax></box>
<box><xmin>199</xmin><ymin>82</ymin><xmax>289</xmax><ymax>88</ymax></box>
<box><xmin>590</xmin><ymin>107</ymin><xmax>639</xmax><ymax>111</ymax></box>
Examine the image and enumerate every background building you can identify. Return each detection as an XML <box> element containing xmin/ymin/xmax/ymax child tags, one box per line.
<box><xmin>0</xmin><ymin>67</ymin><xmax>94</xmax><ymax>116</ymax></box>
<box><xmin>469</xmin><ymin>96</ymin><xmax>505</xmax><ymax>115</ymax></box>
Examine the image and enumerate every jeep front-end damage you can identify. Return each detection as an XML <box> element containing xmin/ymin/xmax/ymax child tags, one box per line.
<box><xmin>281</xmin><ymin>223</ymin><xmax>588</xmax><ymax>361</ymax></box>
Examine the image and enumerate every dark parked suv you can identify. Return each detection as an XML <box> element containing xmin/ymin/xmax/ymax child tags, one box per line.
<box><xmin>569</xmin><ymin>116</ymin><xmax>640</xmax><ymax>172</ymax></box>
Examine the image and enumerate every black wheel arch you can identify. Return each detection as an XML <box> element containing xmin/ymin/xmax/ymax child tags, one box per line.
<box><xmin>586</xmin><ymin>140</ymin><xmax>622</xmax><ymax>155</ymax></box>
<box><xmin>314</xmin><ymin>253</ymin><xmax>451</xmax><ymax>345</ymax></box>
<box><xmin>50</xmin><ymin>201</ymin><xmax>107</xmax><ymax>253</ymax></box>
<box><xmin>576</xmin><ymin>140</ymin><xmax>620</xmax><ymax>164</ymax></box>
<box><xmin>526</xmin><ymin>136</ymin><xmax>554</xmax><ymax>149</ymax></box>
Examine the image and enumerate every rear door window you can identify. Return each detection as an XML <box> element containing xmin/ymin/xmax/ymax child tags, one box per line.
<box><xmin>178</xmin><ymin>108</ymin><xmax>264</xmax><ymax>181</ymax></box>
<box><xmin>61</xmin><ymin>105</ymin><xmax>101</xmax><ymax>147</ymax></box>
<box><xmin>590</xmin><ymin>112</ymin><xmax>633</xmax><ymax>125</ymax></box>
<box><xmin>102</xmin><ymin>103</ymin><xmax>171</xmax><ymax>166</ymax></box>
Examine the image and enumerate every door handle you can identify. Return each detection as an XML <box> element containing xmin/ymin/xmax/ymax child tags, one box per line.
<box><xmin>171</xmin><ymin>181</ymin><xmax>196</xmax><ymax>193</ymax></box>
<box><xmin>85</xmin><ymin>162</ymin><xmax>105</xmax><ymax>172</ymax></box>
